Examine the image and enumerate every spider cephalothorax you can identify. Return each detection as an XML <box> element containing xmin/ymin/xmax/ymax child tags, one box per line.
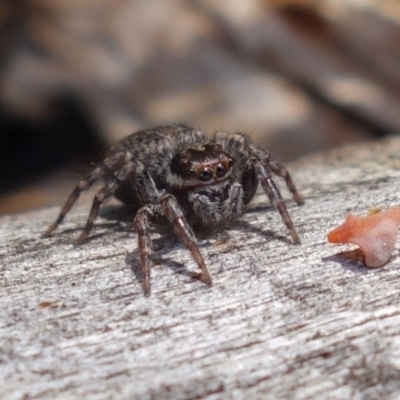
<box><xmin>43</xmin><ymin>124</ymin><xmax>303</xmax><ymax>295</ymax></box>
<box><xmin>168</xmin><ymin>143</ymin><xmax>234</xmax><ymax>187</ymax></box>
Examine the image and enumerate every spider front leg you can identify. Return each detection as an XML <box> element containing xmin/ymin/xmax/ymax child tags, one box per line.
<box><xmin>160</xmin><ymin>194</ymin><xmax>212</xmax><ymax>287</ymax></box>
<box><xmin>133</xmin><ymin>206</ymin><xmax>155</xmax><ymax>296</ymax></box>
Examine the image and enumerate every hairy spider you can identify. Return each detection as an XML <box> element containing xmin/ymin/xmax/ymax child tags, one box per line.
<box><xmin>43</xmin><ymin>124</ymin><xmax>303</xmax><ymax>295</ymax></box>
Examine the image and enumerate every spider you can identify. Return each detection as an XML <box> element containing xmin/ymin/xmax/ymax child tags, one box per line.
<box><xmin>43</xmin><ymin>124</ymin><xmax>303</xmax><ymax>296</ymax></box>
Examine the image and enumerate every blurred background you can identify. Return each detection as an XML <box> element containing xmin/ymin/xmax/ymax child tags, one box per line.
<box><xmin>1</xmin><ymin>0</ymin><xmax>400</xmax><ymax>213</ymax></box>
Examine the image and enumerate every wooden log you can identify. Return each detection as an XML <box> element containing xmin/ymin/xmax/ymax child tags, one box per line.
<box><xmin>2</xmin><ymin>136</ymin><xmax>400</xmax><ymax>398</ymax></box>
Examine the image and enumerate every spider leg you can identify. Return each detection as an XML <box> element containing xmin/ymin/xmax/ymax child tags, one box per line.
<box><xmin>43</xmin><ymin>152</ymin><xmax>130</xmax><ymax>238</ymax></box>
<box><xmin>76</xmin><ymin>178</ymin><xmax>119</xmax><ymax>245</ymax></box>
<box><xmin>251</xmin><ymin>147</ymin><xmax>303</xmax><ymax>206</ymax></box>
<box><xmin>160</xmin><ymin>194</ymin><xmax>212</xmax><ymax>287</ymax></box>
<box><xmin>265</xmin><ymin>158</ymin><xmax>304</xmax><ymax>206</ymax></box>
<box><xmin>75</xmin><ymin>159</ymin><xmax>139</xmax><ymax>244</ymax></box>
<box><xmin>43</xmin><ymin>165</ymin><xmax>107</xmax><ymax>238</ymax></box>
<box><xmin>133</xmin><ymin>206</ymin><xmax>155</xmax><ymax>297</ymax></box>
<box><xmin>254</xmin><ymin>161</ymin><xmax>300</xmax><ymax>244</ymax></box>
<box><xmin>215</xmin><ymin>131</ymin><xmax>302</xmax><ymax>243</ymax></box>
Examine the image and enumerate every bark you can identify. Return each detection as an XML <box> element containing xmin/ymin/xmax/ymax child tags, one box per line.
<box><xmin>2</xmin><ymin>136</ymin><xmax>400</xmax><ymax>399</ymax></box>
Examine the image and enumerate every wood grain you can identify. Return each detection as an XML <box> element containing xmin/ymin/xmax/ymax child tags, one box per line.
<box><xmin>2</xmin><ymin>136</ymin><xmax>400</xmax><ymax>399</ymax></box>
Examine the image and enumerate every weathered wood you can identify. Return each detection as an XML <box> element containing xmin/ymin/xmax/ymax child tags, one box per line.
<box><xmin>2</xmin><ymin>136</ymin><xmax>400</xmax><ymax>399</ymax></box>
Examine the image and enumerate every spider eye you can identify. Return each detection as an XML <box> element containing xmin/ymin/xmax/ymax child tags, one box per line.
<box><xmin>199</xmin><ymin>169</ymin><xmax>213</xmax><ymax>182</ymax></box>
<box><xmin>216</xmin><ymin>164</ymin><xmax>226</xmax><ymax>178</ymax></box>
<box><xmin>228</xmin><ymin>158</ymin><xmax>234</xmax><ymax>167</ymax></box>
<box><xmin>187</xmin><ymin>168</ymin><xmax>196</xmax><ymax>177</ymax></box>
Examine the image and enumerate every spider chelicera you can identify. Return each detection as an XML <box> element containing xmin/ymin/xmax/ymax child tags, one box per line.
<box><xmin>43</xmin><ymin>124</ymin><xmax>303</xmax><ymax>295</ymax></box>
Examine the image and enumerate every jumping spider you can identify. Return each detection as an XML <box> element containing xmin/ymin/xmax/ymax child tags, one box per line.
<box><xmin>43</xmin><ymin>124</ymin><xmax>303</xmax><ymax>296</ymax></box>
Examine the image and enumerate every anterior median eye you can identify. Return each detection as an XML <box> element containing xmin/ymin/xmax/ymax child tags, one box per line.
<box><xmin>199</xmin><ymin>168</ymin><xmax>213</xmax><ymax>182</ymax></box>
<box><xmin>216</xmin><ymin>164</ymin><xmax>226</xmax><ymax>178</ymax></box>
<box><xmin>187</xmin><ymin>168</ymin><xmax>196</xmax><ymax>177</ymax></box>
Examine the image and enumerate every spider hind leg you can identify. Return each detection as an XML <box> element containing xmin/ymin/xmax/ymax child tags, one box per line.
<box><xmin>43</xmin><ymin>152</ymin><xmax>131</xmax><ymax>240</ymax></box>
<box><xmin>254</xmin><ymin>161</ymin><xmax>300</xmax><ymax>244</ymax></box>
<box><xmin>76</xmin><ymin>178</ymin><xmax>120</xmax><ymax>245</ymax></box>
<box><xmin>266</xmin><ymin>158</ymin><xmax>304</xmax><ymax>206</ymax></box>
<box><xmin>43</xmin><ymin>165</ymin><xmax>107</xmax><ymax>238</ymax></box>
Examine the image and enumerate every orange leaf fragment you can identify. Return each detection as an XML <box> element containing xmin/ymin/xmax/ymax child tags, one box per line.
<box><xmin>327</xmin><ymin>206</ymin><xmax>400</xmax><ymax>268</ymax></box>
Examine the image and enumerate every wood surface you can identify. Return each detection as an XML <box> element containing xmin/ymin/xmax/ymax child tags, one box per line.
<box><xmin>2</xmin><ymin>136</ymin><xmax>400</xmax><ymax>399</ymax></box>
